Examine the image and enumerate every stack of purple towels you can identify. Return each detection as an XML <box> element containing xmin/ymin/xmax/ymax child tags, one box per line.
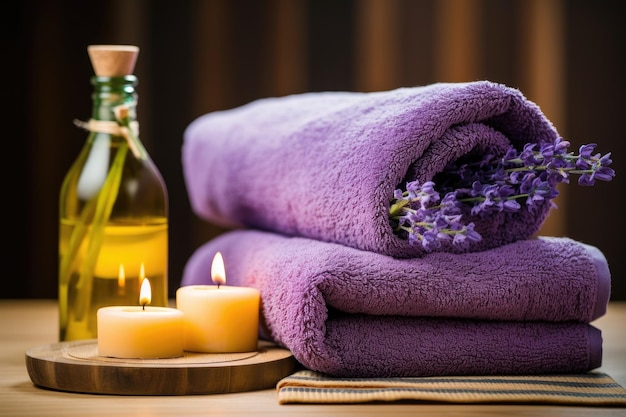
<box><xmin>181</xmin><ymin>81</ymin><xmax>611</xmax><ymax>377</ymax></box>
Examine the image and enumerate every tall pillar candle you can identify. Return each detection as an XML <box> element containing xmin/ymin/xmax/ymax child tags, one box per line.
<box><xmin>176</xmin><ymin>252</ymin><xmax>260</xmax><ymax>353</ymax></box>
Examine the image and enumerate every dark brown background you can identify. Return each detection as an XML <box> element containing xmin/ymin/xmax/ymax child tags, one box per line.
<box><xmin>5</xmin><ymin>0</ymin><xmax>625</xmax><ymax>300</ymax></box>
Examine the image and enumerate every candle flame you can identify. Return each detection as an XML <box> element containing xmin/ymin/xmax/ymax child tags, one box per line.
<box><xmin>211</xmin><ymin>252</ymin><xmax>226</xmax><ymax>287</ymax></box>
<box><xmin>139</xmin><ymin>278</ymin><xmax>151</xmax><ymax>308</ymax></box>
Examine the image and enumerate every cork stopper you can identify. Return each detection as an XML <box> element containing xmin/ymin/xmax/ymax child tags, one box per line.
<box><xmin>87</xmin><ymin>45</ymin><xmax>139</xmax><ymax>77</ymax></box>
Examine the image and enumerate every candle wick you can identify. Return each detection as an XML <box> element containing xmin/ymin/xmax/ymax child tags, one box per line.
<box><xmin>217</xmin><ymin>283</ymin><xmax>221</xmax><ymax>289</ymax></box>
<box><xmin>142</xmin><ymin>303</ymin><xmax>145</xmax><ymax>311</ymax></box>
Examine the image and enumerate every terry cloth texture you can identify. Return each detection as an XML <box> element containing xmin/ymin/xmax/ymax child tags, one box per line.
<box><xmin>276</xmin><ymin>370</ymin><xmax>626</xmax><ymax>405</ymax></box>
<box><xmin>182</xmin><ymin>81</ymin><xmax>559</xmax><ymax>258</ymax></box>
<box><xmin>181</xmin><ymin>230</ymin><xmax>609</xmax><ymax>378</ymax></box>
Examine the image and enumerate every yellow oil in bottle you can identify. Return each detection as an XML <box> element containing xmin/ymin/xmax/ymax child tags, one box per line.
<box><xmin>59</xmin><ymin>220</ymin><xmax>168</xmax><ymax>341</ymax></box>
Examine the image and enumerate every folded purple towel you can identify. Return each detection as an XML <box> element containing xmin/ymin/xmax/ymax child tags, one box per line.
<box><xmin>181</xmin><ymin>230</ymin><xmax>609</xmax><ymax>377</ymax></box>
<box><xmin>183</xmin><ymin>81</ymin><xmax>559</xmax><ymax>258</ymax></box>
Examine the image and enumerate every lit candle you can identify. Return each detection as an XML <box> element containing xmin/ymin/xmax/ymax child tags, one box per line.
<box><xmin>97</xmin><ymin>278</ymin><xmax>184</xmax><ymax>358</ymax></box>
<box><xmin>176</xmin><ymin>252</ymin><xmax>261</xmax><ymax>353</ymax></box>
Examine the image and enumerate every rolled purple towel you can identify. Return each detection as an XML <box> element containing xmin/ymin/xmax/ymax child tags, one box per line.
<box><xmin>181</xmin><ymin>230</ymin><xmax>608</xmax><ymax>377</ymax></box>
<box><xmin>182</xmin><ymin>81</ymin><xmax>559</xmax><ymax>258</ymax></box>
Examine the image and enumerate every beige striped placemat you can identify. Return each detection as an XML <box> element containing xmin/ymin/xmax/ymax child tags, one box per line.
<box><xmin>277</xmin><ymin>370</ymin><xmax>626</xmax><ymax>406</ymax></box>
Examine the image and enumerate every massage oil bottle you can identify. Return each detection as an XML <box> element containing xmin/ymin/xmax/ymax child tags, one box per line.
<box><xmin>58</xmin><ymin>45</ymin><xmax>168</xmax><ymax>341</ymax></box>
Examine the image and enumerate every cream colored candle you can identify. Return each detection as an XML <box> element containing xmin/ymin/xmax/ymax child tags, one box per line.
<box><xmin>97</xmin><ymin>278</ymin><xmax>184</xmax><ymax>358</ymax></box>
<box><xmin>176</xmin><ymin>252</ymin><xmax>260</xmax><ymax>353</ymax></box>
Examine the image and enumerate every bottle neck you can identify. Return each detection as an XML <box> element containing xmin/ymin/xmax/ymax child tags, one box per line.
<box><xmin>87</xmin><ymin>75</ymin><xmax>145</xmax><ymax>159</ymax></box>
<box><xmin>91</xmin><ymin>75</ymin><xmax>138</xmax><ymax>122</ymax></box>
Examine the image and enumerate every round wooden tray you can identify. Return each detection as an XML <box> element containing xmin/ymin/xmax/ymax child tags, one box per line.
<box><xmin>25</xmin><ymin>339</ymin><xmax>297</xmax><ymax>395</ymax></box>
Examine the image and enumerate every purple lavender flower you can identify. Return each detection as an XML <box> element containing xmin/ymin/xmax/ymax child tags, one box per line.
<box><xmin>389</xmin><ymin>137</ymin><xmax>615</xmax><ymax>251</ymax></box>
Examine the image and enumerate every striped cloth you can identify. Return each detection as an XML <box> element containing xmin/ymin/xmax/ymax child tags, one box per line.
<box><xmin>277</xmin><ymin>370</ymin><xmax>626</xmax><ymax>406</ymax></box>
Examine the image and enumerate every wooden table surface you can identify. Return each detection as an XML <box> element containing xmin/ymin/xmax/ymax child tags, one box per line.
<box><xmin>2</xmin><ymin>299</ymin><xmax>625</xmax><ymax>416</ymax></box>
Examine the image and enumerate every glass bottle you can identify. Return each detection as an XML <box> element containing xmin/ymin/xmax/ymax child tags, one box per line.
<box><xmin>58</xmin><ymin>45</ymin><xmax>168</xmax><ymax>341</ymax></box>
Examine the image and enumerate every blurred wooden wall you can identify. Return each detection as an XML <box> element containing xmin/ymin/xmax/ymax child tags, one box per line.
<box><xmin>7</xmin><ymin>0</ymin><xmax>625</xmax><ymax>300</ymax></box>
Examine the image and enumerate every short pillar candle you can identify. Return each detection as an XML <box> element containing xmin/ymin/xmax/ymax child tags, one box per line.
<box><xmin>97</xmin><ymin>278</ymin><xmax>184</xmax><ymax>359</ymax></box>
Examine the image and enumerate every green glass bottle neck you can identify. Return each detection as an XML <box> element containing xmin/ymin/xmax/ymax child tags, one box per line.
<box><xmin>90</xmin><ymin>75</ymin><xmax>138</xmax><ymax>122</ymax></box>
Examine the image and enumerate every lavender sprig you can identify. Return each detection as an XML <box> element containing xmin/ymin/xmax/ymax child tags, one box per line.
<box><xmin>390</xmin><ymin>137</ymin><xmax>615</xmax><ymax>252</ymax></box>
